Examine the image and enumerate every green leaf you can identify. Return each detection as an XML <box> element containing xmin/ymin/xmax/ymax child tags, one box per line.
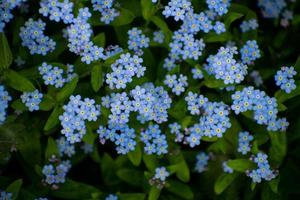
<box><xmin>44</xmin><ymin>106</ymin><xmax>63</xmax><ymax>131</ymax></box>
<box><xmin>203</xmin><ymin>32</ymin><xmax>232</xmax><ymax>43</ymax></box>
<box><xmin>45</xmin><ymin>137</ymin><xmax>59</xmax><ymax>160</ymax></box>
<box><xmin>4</xmin><ymin>69</ymin><xmax>35</xmax><ymax>92</ymax></box>
<box><xmin>56</xmin><ymin>75</ymin><xmax>78</xmax><ymax>102</ymax></box>
<box><xmin>227</xmin><ymin>159</ymin><xmax>256</xmax><ymax>172</ymax></box>
<box><xmin>214</xmin><ymin>173</ymin><xmax>238</xmax><ymax>195</ymax></box>
<box><xmin>224</xmin><ymin>12</ymin><xmax>244</xmax><ymax>29</ymax></box>
<box><xmin>51</xmin><ymin>179</ymin><xmax>102</xmax><ymax>199</ymax></box>
<box><xmin>0</xmin><ymin>33</ymin><xmax>13</xmax><ymax>70</ymax></box>
<box><xmin>269</xmin><ymin>131</ymin><xmax>287</xmax><ymax>166</ymax></box>
<box><xmin>39</xmin><ymin>94</ymin><xmax>56</xmax><ymax>111</ymax></box>
<box><xmin>82</xmin><ymin>124</ymin><xmax>96</xmax><ymax>145</ymax></box>
<box><xmin>165</xmin><ymin>180</ymin><xmax>194</xmax><ymax>200</ymax></box>
<box><xmin>268</xmin><ymin>176</ymin><xmax>280</xmax><ymax>193</ymax></box>
<box><xmin>294</xmin><ymin>56</ymin><xmax>300</xmax><ymax>73</ymax></box>
<box><xmin>148</xmin><ymin>186</ymin><xmax>160</xmax><ymax>200</ymax></box>
<box><xmin>92</xmin><ymin>33</ymin><xmax>106</xmax><ymax>47</ymax></box>
<box><xmin>203</xmin><ymin>71</ymin><xmax>227</xmax><ymax>88</ymax></box>
<box><xmin>143</xmin><ymin>154</ymin><xmax>159</xmax><ymax>171</ymax></box>
<box><xmin>6</xmin><ymin>179</ymin><xmax>23</xmax><ymax>200</ymax></box>
<box><xmin>91</xmin><ymin>65</ymin><xmax>103</xmax><ymax>92</ymax></box>
<box><xmin>120</xmin><ymin>193</ymin><xmax>146</xmax><ymax>200</ymax></box>
<box><xmin>128</xmin><ymin>143</ymin><xmax>142</xmax><ymax>166</ymax></box>
<box><xmin>112</xmin><ymin>8</ymin><xmax>135</xmax><ymax>26</ymax></box>
<box><xmin>116</xmin><ymin>169</ymin><xmax>144</xmax><ymax>187</ymax></box>
<box><xmin>141</xmin><ymin>0</ymin><xmax>156</xmax><ymax>20</ymax></box>
<box><xmin>11</xmin><ymin>99</ymin><xmax>27</xmax><ymax>111</ymax></box>
<box><xmin>168</xmin><ymin>152</ymin><xmax>190</xmax><ymax>182</ymax></box>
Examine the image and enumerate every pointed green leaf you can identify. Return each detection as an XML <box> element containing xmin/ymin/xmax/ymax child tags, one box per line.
<box><xmin>56</xmin><ymin>75</ymin><xmax>78</xmax><ymax>102</ymax></box>
<box><xmin>112</xmin><ymin>8</ymin><xmax>135</xmax><ymax>26</ymax></box>
<box><xmin>45</xmin><ymin>137</ymin><xmax>59</xmax><ymax>160</ymax></box>
<box><xmin>92</xmin><ymin>33</ymin><xmax>106</xmax><ymax>47</ymax></box>
<box><xmin>39</xmin><ymin>94</ymin><xmax>56</xmax><ymax>111</ymax></box>
<box><xmin>44</xmin><ymin>106</ymin><xmax>63</xmax><ymax>131</ymax></box>
<box><xmin>128</xmin><ymin>143</ymin><xmax>142</xmax><ymax>166</ymax></box>
<box><xmin>4</xmin><ymin>69</ymin><xmax>35</xmax><ymax>92</ymax></box>
<box><xmin>120</xmin><ymin>193</ymin><xmax>146</xmax><ymax>200</ymax></box>
<box><xmin>214</xmin><ymin>173</ymin><xmax>238</xmax><ymax>194</ymax></box>
<box><xmin>165</xmin><ymin>180</ymin><xmax>194</xmax><ymax>200</ymax></box>
<box><xmin>227</xmin><ymin>159</ymin><xmax>256</xmax><ymax>172</ymax></box>
<box><xmin>91</xmin><ymin>65</ymin><xmax>103</xmax><ymax>92</ymax></box>
<box><xmin>6</xmin><ymin>179</ymin><xmax>23</xmax><ymax>200</ymax></box>
<box><xmin>148</xmin><ymin>186</ymin><xmax>160</xmax><ymax>200</ymax></box>
<box><xmin>0</xmin><ymin>33</ymin><xmax>13</xmax><ymax>70</ymax></box>
<box><xmin>141</xmin><ymin>0</ymin><xmax>156</xmax><ymax>20</ymax></box>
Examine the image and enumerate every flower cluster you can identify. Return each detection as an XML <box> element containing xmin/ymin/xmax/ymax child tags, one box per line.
<box><xmin>56</xmin><ymin>137</ymin><xmax>75</xmax><ymax>158</ymax></box>
<box><xmin>153</xmin><ymin>30</ymin><xmax>164</xmax><ymax>44</ymax></box>
<box><xmin>206</xmin><ymin>0</ymin><xmax>231</xmax><ymax>16</ymax></box>
<box><xmin>105</xmin><ymin>53</ymin><xmax>145</xmax><ymax>89</ymax></box>
<box><xmin>98</xmin><ymin>124</ymin><xmax>136</xmax><ymax>154</ymax></box>
<box><xmin>168</xmin><ymin>31</ymin><xmax>205</xmax><ymax>61</ymax></box>
<box><xmin>59</xmin><ymin>95</ymin><xmax>101</xmax><ymax>143</ymax></box>
<box><xmin>92</xmin><ymin>0</ymin><xmax>120</xmax><ymax>24</ymax></box>
<box><xmin>20</xmin><ymin>18</ymin><xmax>56</xmax><ymax>55</ymax></box>
<box><xmin>223</xmin><ymin>161</ymin><xmax>233</xmax><ymax>174</ymax></box>
<box><xmin>39</xmin><ymin>0</ymin><xmax>74</xmax><ymax>24</ymax></box>
<box><xmin>0</xmin><ymin>85</ymin><xmax>12</xmax><ymax>125</ymax></box>
<box><xmin>258</xmin><ymin>0</ymin><xmax>287</xmax><ymax>19</ymax></box>
<box><xmin>240</xmin><ymin>19</ymin><xmax>259</xmax><ymax>32</ymax></box>
<box><xmin>0</xmin><ymin>191</ymin><xmax>12</xmax><ymax>199</ymax></box>
<box><xmin>102</xmin><ymin>92</ymin><xmax>132</xmax><ymax>125</ymax></box>
<box><xmin>205</xmin><ymin>46</ymin><xmax>248</xmax><ymax>84</ymax></box>
<box><xmin>105</xmin><ymin>194</ymin><xmax>118</xmax><ymax>200</ymax></box>
<box><xmin>185</xmin><ymin>92</ymin><xmax>208</xmax><ymax>115</ymax></box>
<box><xmin>274</xmin><ymin>66</ymin><xmax>297</xmax><ymax>93</ymax></box>
<box><xmin>127</xmin><ymin>28</ymin><xmax>150</xmax><ymax>54</ymax></box>
<box><xmin>247</xmin><ymin>153</ymin><xmax>277</xmax><ymax>183</ymax></box>
<box><xmin>169</xmin><ymin>122</ymin><xmax>184</xmax><ymax>142</ymax></box>
<box><xmin>162</xmin><ymin>0</ymin><xmax>192</xmax><ymax>21</ymax></box>
<box><xmin>66</xmin><ymin>8</ymin><xmax>104</xmax><ymax>64</ymax></box>
<box><xmin>164</xmin><ymin>74</ymin><xmax>188</xmax><ymax>95</ymax></box>
<box><xmin>42</xmin><ymin>160</ymin><xmax>71</xmax><ymax>186</ymax></box>
<box><xmin>240</xmin><ymin>40</ymin><xmax>261</xmax><ymax>65</ymax></box>
<box><xmin>21</xmin><ymin>90</ymin><xmax>43</xmax><ymax>112</ymax></box>
<box><xmin>250</xmin><ymin>70</ymin><xmax>263</xmax><ymax>87</ymax></box>
<box><xmin>231</xmin><ymin>86</ymin><xmax>289</xmax><ymax>131</ymax></box>
<box><xmin>38</xmin><ymin>62</ymin><xmax>76</xmax><ymax>88</ymax></box>
<box><xmin>195</xmin><ymin>152</ymin><xmax>210</xmax><ymax>173</ymax></box>
<box><xmin>0</xmin><ymin>0</ymin><xmax>27</xmax><ymax>32</ymax></box>
<box><xmin>131</xmin><ymin>84</ymin><xmax>172</xmax><ymax>124</ymax></box>
<box><xmin>154</xmin><ymin>167</ymin><xmax>170</xmax><ymax>181</ymax></box>
<box><xmin>238</xmin><ymin>131</ymin><xmax>253</xmax><ymax>155</ymax></box>
<box><xmin>140</xmin><ymin>124</ymin><xmax>168</xmax><ymax>155</ymax></box>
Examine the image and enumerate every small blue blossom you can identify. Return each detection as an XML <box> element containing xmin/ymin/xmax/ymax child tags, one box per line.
<box><xmin>0</xmin><ymin>191</ymin><xmax>12</xmax><ymax>200</ymax></box>
<box><xmin>92</xmin><ymin>0</ymin><xmax>120</xmax><ymax>24</ymax></box>
<box><xmin>105</xmin><ymin>194</ymin><xmax>118</xmax><ymax>200</ymax></box>
<box><xmin>240</xmin><ymin>40</ymin><xmax>261</xmax><ymax>65</ymax></box>
<box><xmin>0</xmin><ymin>85</ymin><xmax>12</xmax><ymax>125</ymax></box>
<box><xmin>162</xmin><ymin>0</ymin><xmax>192</xmax><ymax>21</ymax></box>
<box><xmin>238</xmin><ymin>131</ymin><xmax>253</xmax><ymax>155</ymax></box>
<box><xmin>38</xmin><ymin>62</ymin><xmax>76</xmax><ymax>88</ymax></box>
<box><xmin>258</xmin><ymin>0</ymin><xmax>286</xmax><ymax>19</ymax></box>
<box><xmin>60</xmin><ymin>95</ymin><xmax>101</xmax><ymax>143</ymax></box>
<box><xmin>240</xmin><ymin>19</ymin><xmax>259</xmax><ymax>32</ymax></box>
<box><xmin>21</xmin><ymin>90</ymin><xmax>43</xmax><ymax>112</ymax></box>
<box><xmin>195</xmin><ymin>152</ymin><xmax>209</xmax><ymax>173</ymax></box>
<box><xmin>42</xmin><ymin>160</ymin><xmax>71</xmax><ymax>186</ymax></box>
<box><xmin>231</xmin><ymin>86</ymin><xmax>289</xmax><ymax>131</ymax></box>
<box><xmin>164</xmin><ymin>74</ymin><xmax>188</xmax><ymax>95</ymax></box>
<box><xmin>274</xmin><ymin>66</ymin><xmax>297</xmax><ymax>93</ymax></box>
<box><xmin>213</xmin><ymin>21</ymin><xmax>226</xmax><ymax>34</ymax></box>
<box><xmin>128</xmin><ymin>27</ymin><xmax>150</xmax><ymax>54</ymax></box>
<box><xmin>153</xmin><ymin>30</ymin><xmax>164</xmax><ymax>44</ymax></box>
<box><xmin>56</xmin><ymin>137</ymin><xmax>75</xmax><ymax>157</ymax></box>
<box><xmin>206</xmin><ymin>0</ymin><xmax>231</xmax><ymax>16</ymax></box>
<box><xmin>154</xmin><ymin>167</ymin><xmax>170</xmax><ymax>181</ymax></box>
<box><xmin>191</xmin><ymin>68</ymin><xmax>204</xmax><ymax>79</ymax></box>
<box><xmin>141</xmin><ymin>124</ymin><xmax>168</xmax><ymax>155</ymax></box>
<box><xmin>247</xmin><ymin>152</ymin><xmax>277</xmax><ymax>183</ymax></box>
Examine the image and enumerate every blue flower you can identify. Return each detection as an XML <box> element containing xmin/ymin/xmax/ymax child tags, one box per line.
<box><xmin>105</xmin><ymin>194</ymin><xmax>118</xmax><ymax>200</ymax></box>
<box><xmin>154</xmin><ymin>167</ymin><xmax>170</xmax><ymax>181</ymax></box>
<box><xmin>238</xmin><ymin>131</ymin><xmax>253</xmax><ymax>155</ymax></box>
<box><xmin>240</xmin><ymin>19</ymin><xmax>259</xmax><ymax>32</ymax></box>
<box><xmin>92</xmin><ymin>0</ymin><xmax>120</xmax><ymax>24</ymax></box>
<box><xmin>164</xmin><ymin>74</ymin><xmax>188</xmax><ymax>95</ymax></box>
<box><xmin>21</xmin><ymin>90</ymin><xmax>43</xmax><ymax>112</ymax></box>
<box><xmin>195</xmin><ymin>152</ymin><xmax>210</xmax><ymax>173</ymax></box>
<box><xmin>274</xmin><ymin>66</ymin><xmax>297</xmax><ymax>93</ymax></box>
<box><xmin>223</xmin><ymin>161</ymin><xmax>234</xmax><ymax>174</ymax></box>
<box><xmin>153</xmin><ymin>30</ymin><xmax>164</xmax><ymax>44</ymax></box>
<box><xmin>240</xmin><ymin>40</ymin><xmax>261</xmax><ymax>65</ymax></box>
<box><xmin>0</xmin><ymin>85</ymin><xmax>12</xmax><ymax>125</ymax></box>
